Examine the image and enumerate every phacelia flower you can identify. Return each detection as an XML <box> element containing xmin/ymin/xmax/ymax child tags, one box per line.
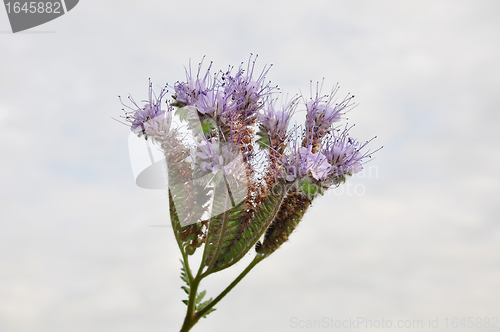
<box><xmin>259</xmin><ymin>98</ymin><xmax>298</xmax><ymax>148</ymax></box>
<box><xmin>121</xmin><ymin>82</ymin><xmax>170</xmax><ymax>138</ymax></box>
<box><xmin>285</xmin><ymin>146</ymin><xmax>331</xmax><ymax>182</ymax></box>
<box><xmin>304</xmin><ymin>83</ymin><xmax>355</xmax><ymax>149</ymax></box>
<box><xmin>195</xmin><ymin>90</ymin><xmax>226</xmax><ymax>116</ymax></box>
<box><xmin>322</xmin><ymin>127</ymin><xmax>375</xmax><ymax>178</ymax></box>
<box><xmin>143</xmin><ymin>113</ymin><xmax>172</xmax><ymax>141</ymax></box>
<box><xmin>220</xmin><ymin>57</ymin><xmax>272</xmax><ymax>121</ymax></box>
<box><xmin>121</xmin><ymin>57</ymin><xmax>380</xmax><ymax>332</ymax></box>
<box><xmin>196</xmin><ymin>138</ymin><xmax>224</xmax><ymax>174</ymax></box>
<box><xmin>172</xmin><ymin>60</ymin><xmax>213</xmax><ymax>107</ymax></box>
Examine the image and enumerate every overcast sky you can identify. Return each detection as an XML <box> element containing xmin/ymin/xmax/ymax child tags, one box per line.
<box><xmin>1</xmin><ymin>1</ymin><xmax>500</xmax><ymax>331</ymax></box>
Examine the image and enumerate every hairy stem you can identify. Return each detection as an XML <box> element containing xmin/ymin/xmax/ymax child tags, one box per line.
<box><xmin>179</xmin><ymin>254</ymin><xmax>266</xmax><ymax>332</ymax></box>
<box><xmin>179</xmin><ymin>275</ymin><xmax>201</xmax><ymax>332</ymax></box>
<box><xmin>198</xmin><ymin>254</ymin><xmax>265</xmax><ymax>318</ymax></box>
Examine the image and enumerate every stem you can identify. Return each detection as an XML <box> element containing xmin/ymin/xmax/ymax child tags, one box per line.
<box><xmin>179</xmin><ymin>274</ymin><xmax>201</xmax><ymax>332</ymax></box>
<box><xmin>179</xmin><ymin>254</ymin><xmax>266</xmax><ymax>332</ymax></box>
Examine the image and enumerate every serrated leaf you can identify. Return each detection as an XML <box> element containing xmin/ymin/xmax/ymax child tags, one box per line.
<box><xmin>181</xmin><ymin>286</ymin><xmax>190</xmax><ymax>295</ymax></box>
<box><xmin>175</xmin><ymin>107</ymin><xmax>189</xmax><ymax>122</ymax></box>
<box><xmin>203</xmin><ymin>182</ymin><xmax>289</xmax><ymax>274</ymax></box>
<box><xmin>201</xmin><ymin>119</ymin><xmax>216</xmax><ymax>135</ymax></box>
<box><xmin>195</xmin><ymin>290</ymin><xmax>206</xmax><ymax>304</ymax></box>
<box><xmin>202</xmin><ymin>308</ymin><xmax>217</xmax><ymax>318</ymax></box>
<box><xmin>257</xmin><ymin>133</ymin><xmax>270</xmax><ymax>150</ymax></box>
<box><xmin>196</xmin><ymin>298</ymin><xmax>212</xmax><ymax>311</ymax></box>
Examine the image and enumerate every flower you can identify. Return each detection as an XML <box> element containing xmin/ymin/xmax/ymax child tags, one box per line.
<box><xmin>143</xmin><ymin>113</ymin><xmax>172</xmax><ymax>141</ymax></box>
<box><xmin>304</xmin><ymin>83</ymin><xmax>355</xmax><ymax>148</ymax></box>
<box><xmin>172</xmin><ymin>60</ymin><xmax>213</xmax><ymax>107</ymax></box>
<box><xmin>322</xmin><ymin>126</ymin><xmax>375</xmax><ymax>178</ymax></box>
<box><xmin>122</xmin><ymin>58</ymin><xmax>377</xmax><ymax>192</ymax></box>
<box><xmin>195</xmin><ymin>90</ymin><xmax>225</xmax><ymax>116</ymax></box>
<box><xmin>285</xmin><ymin>146</ymin><xmax>331</xmax><ymax>182</ymax></box>
<box><xmin>196</xmin><ymin>138</ymin><xmax>224</xmax><ymax>174</ymax></box>
<box><xmin>121</xmin><ymin>57</ymin><xmax>380</xmax><ymax>332</ymax></box>
<box><xmin>121</xmin><ymin>81</ymin><xmax>171</xmax><ymax>138</ymax></box>
<box><xmin>219</xmin><ymin>56</ymin><xmax>272</xmax><ymax>122</ymax></box>
<box><xmin>259</xmin><ymin>98</ymin><xmax>297</xmax><ymax>147</ymax></box>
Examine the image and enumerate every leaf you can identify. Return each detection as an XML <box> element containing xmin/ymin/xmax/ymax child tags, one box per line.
<box><xmin>256</xmin><ymin>129</ymin><xmax>270</xmax><ymax>150</ymax></box>
<box><xmin>196</xmin><ymin>299</ymin><xmax>211</xmax><ymax>311</ymax></box>
<box><xmin>179</xmin><ymin>260</ymin><xmax>190</xmax><ymax>285</ymax></box>
<box><xmin>181</xmin><ymin>286</ymin><xmax>190</xmax><ymax>295</ymax></box>
<box><xmin>175</xmin><ymin>107</ymin><xmax>189</xmax><ymax>122</ymax></box>
<box><xmin>201</xmin><ymin>118</ymin><xmax>216</xmax><ymax>135</ymax></box>
<box><xmin>202</xmin><ymin>308</ymin><xmax>217</xmax><ymax>318</ymax></box>
<box><xmin>195</xmin><ymin>290</ymin><xmax>206</xmax><ymax>304</ymax></box>
<box><xmin>298</xmin><ymin>178</ymin><xmax>323</xmax><ymax>197</ymax></box>
<box><xmin>203</xmin><ymin>182</ymin><xmax>289</xmax><ymax>274</ymax></box>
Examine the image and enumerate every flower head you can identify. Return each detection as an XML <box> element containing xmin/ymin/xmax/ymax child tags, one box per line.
<box><xmin>304</xmin><ymin>83</ymin><xmax>355</xmax><ymax>150</ymax></box>
<box><xmin>259</xmin><ymin>98</ymin><xmax>297</xmax><ymax>149</ymax></box>
<box><xmin>219</xmin><ymin>56</ymin><xmax>272</xmax><ymax>122</ymax></box>
<box><xmin>322</xmin><ymin>126</ymin><xmax>375</xmax><ymax>179</ymax></box>
<box><xmin>143</xmin><ymin>114</ymin><xmax>172</xmax><ymax>141</ymax></box>
<box><xmin>195</xmin><ymin>90</ymin><xmax>226</xmax><ymax>116</ymax></box>
<box><xmin>121</xmin><ymin>81</ymin><xmax>171</xmax><ymax>138</ymax></box>
<box><xmin>284</xmin><ymin>145</ymin><xmax>331</xmax><ymax>182</ymax></box>
<box><xmin>172</xmin><ymin>59</ymin><xmax>213</xmax><ymax>107</ymax></box>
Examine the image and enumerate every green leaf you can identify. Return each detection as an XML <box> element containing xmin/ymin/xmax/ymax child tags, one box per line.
<box><xmin>201</xmin><ymin>119</ymin><xmax>216</xmax><ymax>135</ymax></box>
<box><xmin>175</xmin><ymin>107</ymin><xmax>189</xmax><ymax>122</ymax></box>
<box><xmin>256</xmin><ymin>131</ymin><xmax>270</xmax><ymax>150</ymax></box>
<box><xmin>195</xmin><ymin>290</ymin><xmax>206</xmax><ymax>304</ymax></box>
<box><xmin>202</xmin><ymin>308</ymin><xmax>217</xmax><ymax>318</ymax></box>
<box><xmin>203</xmin><ymin>182</ymin><xmax>289</xmax><ymax>274</ymax></box>
<box><xmin>299</xmin><ymin>178</ymin><xmax>318</xmax><ymax>196</ymax></box>
<box><xmin>181</xmin><ymin>286</ymin><xmax>190</xmax><ymax>295</ymax></box>
<box><xmin>196</xmin><ymin>299</ymin><xmax>211</xmax><ymax>311</ymax></box>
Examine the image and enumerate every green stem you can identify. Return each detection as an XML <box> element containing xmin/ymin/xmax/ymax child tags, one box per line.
<box><xmin>179</xmin><ymin>274</ymin><xmax>201</xmax><ymax>332</ymax></box>
<box><xmin>179</xmin><ymin>254</ymin><xmax>266</xmax><ymax>332</ymax></box>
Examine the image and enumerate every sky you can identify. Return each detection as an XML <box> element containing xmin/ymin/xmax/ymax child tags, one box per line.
<box><xmin>1</xmin><ymin>1</ymin><xmax>500</xmax><ymax>331</ymax></box>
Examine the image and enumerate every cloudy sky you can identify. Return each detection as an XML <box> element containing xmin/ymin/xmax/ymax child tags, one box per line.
<box><xmin>1</xmin><ymin>1</ymin><xmax>499</xmax><ymax>331</ymax></box>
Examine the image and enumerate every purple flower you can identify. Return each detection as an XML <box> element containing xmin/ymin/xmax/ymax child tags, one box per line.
<box><xmin>173</xmin><ymin>60</ymin><xmax>213</xmax><ymax>107</ymax></box>
<box><xmin>195</xmin><ymin>138</ymin><xmax>248</xmax><ymax>188</ymax></box>
<box><xmin>285</xmin><ymin>146</ymin><xmax>331</xmax><ymax>182</ymax></box>
<box><xmin>304</xmin><ymin>83</ymin><xmax>355</xmax><ymax>146</ymax></box>
<box><xmin>143</xmin><ymin>114</ymin><xmax>172</xmax><ymax>141</ymax></box>
<box><xmin>195</xmin><ymin>90</ymin><xmax>226</xmax><ymax>116</ymax></box>
<box><xmin>322</xmin><ymin>127</ymin><xmax>374</xmax><ymax>177</ymax></box>
<box><xmin>220</xmin><ymin>56</ymin><xmax>272</xmax><ymax>121</ymax></box>
<box><xmin>259</xmin><ymin>98</ymin><xmax>297</xmax><ymax>143</ymax></box>
<box><xmin>121</xmin><ymin>82</ymin><xmax>170</xmax><ymax>138</ymax></box>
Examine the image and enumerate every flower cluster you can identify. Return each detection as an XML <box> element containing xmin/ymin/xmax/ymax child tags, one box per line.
<box><xmin>123</xmin><ymin>58</ymin><xmax>375</xmax><ymax>195</ymax></box>
<box><xmin>121</xmin><ymin>57</ymin><xmax>379</xmax><ymax>332</ymax></box>
<box><xmin>172</xmin><ymin>58</ymin><xmax>271</xmax><ymax>125</ymax></box>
